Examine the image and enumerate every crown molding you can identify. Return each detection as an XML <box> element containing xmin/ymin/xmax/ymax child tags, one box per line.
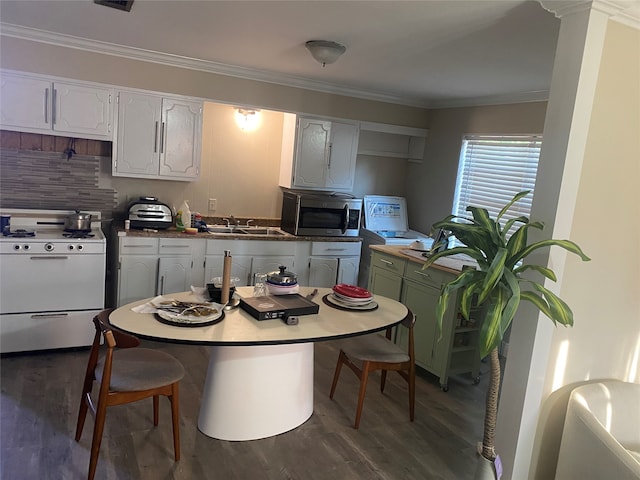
<box><xmin>0</xmin><ymin>23</ymin><xmax>434</xmax><ymax>108</ymax></box>
<box><xmin>539</xmin><ymin>0</ymin><xmax>640</xmax><ymax>28</ymax></box>
<box><xmin>0</xmin><ymin>22</ymin><xmax>553</xmax><ymax>110</ymax></box>
<box><xmin>427</xmin><ymin>90</ymin><xmax>550</xmax><ymax>109</ymax></box>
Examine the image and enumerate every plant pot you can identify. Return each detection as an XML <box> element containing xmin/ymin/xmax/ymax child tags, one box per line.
<box><xmin>474</xmin><ymin>455</ymin><xmax>498</xmax><ymax>480</ymax></box>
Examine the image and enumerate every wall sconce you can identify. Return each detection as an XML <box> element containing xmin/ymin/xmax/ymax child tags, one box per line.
<box><xmin>235</xmin><ymin>108</ymin><xmax>260</xmax><ymax>131</ymax></box>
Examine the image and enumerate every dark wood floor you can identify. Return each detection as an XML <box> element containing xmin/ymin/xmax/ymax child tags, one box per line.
<box><xmin>1</xmin><ymin>339</ymin><xmax>489</xmax><ymax>479</ymax></box>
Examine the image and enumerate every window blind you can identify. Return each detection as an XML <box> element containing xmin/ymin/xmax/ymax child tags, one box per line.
<box><xmin>452</xmin><ymin>135</ymin><xmax>541</xmax><ymax>235</ymax></box>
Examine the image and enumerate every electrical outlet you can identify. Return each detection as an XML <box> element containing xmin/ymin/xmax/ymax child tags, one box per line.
<box><xmin>208</xmin><ymin>198</ymin><xmax>217</xmax><ymax>212</ymax></box>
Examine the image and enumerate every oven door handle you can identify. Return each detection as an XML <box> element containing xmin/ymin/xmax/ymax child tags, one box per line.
<box><xmin>30</xmin><ymin>256</ymin><xmax>69</xmax><ymax>260</ymax></box>
<box><xmin>31</xmin><ymin>313</ymin><xmax>69</xmax><ymax>319</ymax></box>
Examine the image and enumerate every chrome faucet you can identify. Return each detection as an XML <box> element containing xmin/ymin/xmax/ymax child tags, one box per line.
<box><xmin>245</xmin><ymin>219</ymin><xmax>254</xmax><ymax>227</ymax></box>
<box><xmin>229</xmin><ymin>215</ymin><xmax>240</xmax><ymax>226</ymax></box>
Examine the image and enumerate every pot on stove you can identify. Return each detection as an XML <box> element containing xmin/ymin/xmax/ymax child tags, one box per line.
<box><xmin>65</xmin><ymin>210</ymin><xmax>92</xmax><ymax>232</ymax></box>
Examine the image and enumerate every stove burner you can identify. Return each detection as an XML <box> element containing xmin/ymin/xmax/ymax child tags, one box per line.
<box><xmin>5</xmin><ymin>229</ymin><xmax>36</xmax><ymax>238</ymax></box>
<box><xmin>62</xmin><ymin>232</ymin><xmax>95</xmax><ymax>239</ymax></box>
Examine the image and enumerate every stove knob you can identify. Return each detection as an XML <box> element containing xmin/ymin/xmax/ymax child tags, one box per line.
<box><xmin>23</xmin><ymin>244</ymin><xmax>30</xmax><ymax>250</ymax></box>
<box><xmin>45</xmin><ymin>243</ymin><xmax>54</xmax><ymax>252</ymax></box>
<box><xmin>13</xmin><ymin>244</ymin><xmax>20</xmax><ymax>250</ymax></box>
<box><xmin>77</xmin><ymin>245</ymin><xmax>84</xmax><ymax>251</ymax></box>
<box><xmin>68</xmin><ymin>245</ymin><xmax>75</xmax><ymax>251</ymax></box>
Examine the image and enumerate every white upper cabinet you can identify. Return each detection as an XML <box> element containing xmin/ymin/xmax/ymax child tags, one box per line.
<box><xmin>357</xmin><ymin>121</ymin><xmax>428</xmax><ymax>163</ymax></box>
<box><xmin>280</xmin><ymin>114</ymin><xmax>359</xmax><ymax>192</ymax></box>
<box><xmin>113</xmin><ymin>90</ymin><xmax>203</xmax><ymax>181</ymax></box>
<box><xmin>0</xmin><ymin>71</ymin><xmax>114</xmax><ymax>140</ymax></box>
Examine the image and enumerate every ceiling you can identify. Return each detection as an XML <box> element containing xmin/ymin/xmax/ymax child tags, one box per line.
<box><xmin>0</xmin><ymin>0</ymin><xmax>599</xmax><ymax>108</ymax></box>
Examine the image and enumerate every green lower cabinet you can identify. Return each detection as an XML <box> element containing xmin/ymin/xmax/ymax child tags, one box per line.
<box><xmin>369</xmin><ymin>250</ymin><xmax>482</xmax><ymax>391</ymax></box>
<box><xmin>401</xmin><ymin>279</ymin><xmax>440</xmax><ymax>371</ymax></box>
<box><xmin>369</xmin><ymin>265</ymin><xmax>403</xmax><ymax>301</ymax></box>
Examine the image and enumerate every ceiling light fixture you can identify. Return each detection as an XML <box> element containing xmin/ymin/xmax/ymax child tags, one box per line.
<box><xmin>305</xmin><ymin>40</ymin><xmax>346</xmax><ymax>67</ymax></box>
<box><xmin>235</xmin><ymin>108</ymin><xmax>260</xmax><ymax>131</ymax></box>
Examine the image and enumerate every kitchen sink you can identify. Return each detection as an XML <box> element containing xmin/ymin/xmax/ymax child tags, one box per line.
<box><xmin>207</xmin><ymin>226</ymin><xmax>286</xmax><ymax>236</ymax></box>
<box><xmin>207</xmin><ymin>226</ymin><xmax>243</xmax><ymax>234</ymax></box>
<box><xmin>237</xmin><ymin>227</ymin><xmax>285</xmax><ymax>236</ymax></box>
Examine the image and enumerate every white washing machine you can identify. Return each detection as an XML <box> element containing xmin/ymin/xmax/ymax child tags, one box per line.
<box><xmin>358</xmin><ymin>195</ymin><xmax>434</xmax><ymax>287</ymax></box>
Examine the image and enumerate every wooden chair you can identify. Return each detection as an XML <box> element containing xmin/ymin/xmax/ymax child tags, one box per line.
<box><xmin>75</xmin><ymin>309</ymin><xmax>185</xmax><ymax>480</ymax></box>
<box><xmin>329</xmin><ymin>310</ymin><xmax>416</xmax><ymax>429</ymax></box>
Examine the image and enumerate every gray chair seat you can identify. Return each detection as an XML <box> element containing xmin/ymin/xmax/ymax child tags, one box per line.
<box><xmin>342</xmin><ymin>334</ymin><xmax>410</xmax><ymax>364</ymax></box>
<box><xmin>96</xmin><ymin>348</ymin><xmax>185</xmax><ymax>392</ymax></box>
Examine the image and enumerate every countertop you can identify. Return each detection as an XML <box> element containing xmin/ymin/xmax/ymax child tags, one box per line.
<box><xmin>114</xmin><ymin>225</ymin><xmax>362</xmax><ymax>242</ymax></box>
<box><xmin>370</xmin><ymin>244</ymin><xmax>477</xmax><ymax>274</ymax></box>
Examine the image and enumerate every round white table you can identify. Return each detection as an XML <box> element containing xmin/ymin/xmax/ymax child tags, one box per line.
<box><xmin>109</xmin><ymin>286</ymin><xmax>409</xmax><ymax>441</ymax></box>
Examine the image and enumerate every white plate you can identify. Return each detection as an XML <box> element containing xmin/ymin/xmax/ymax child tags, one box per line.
<box><xmin>326</xmin><ymin>294</ymin><xmax>378</xmax><ymax>311</ymax></box>
<box><xmin>332</xmin><ymin>291</ymin><xmax>373</xmax><ymax>304</ymax></box>
<box><xmin>156</xmin><ymin>304</ymin><xmax>223</xmax><ymax>324</ymax></box>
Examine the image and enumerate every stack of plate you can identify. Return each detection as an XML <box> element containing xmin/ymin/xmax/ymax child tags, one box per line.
<box><xmin>329</xmin><ymin>284</ymin><xmax>376</xmax><ymax>309</ymax></box>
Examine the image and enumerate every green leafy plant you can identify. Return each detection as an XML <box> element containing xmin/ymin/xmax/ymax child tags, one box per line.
<box><xmin>423</xmin><ymin>190</ymin><xmax>590</xmax><ymax>471</ymax></box>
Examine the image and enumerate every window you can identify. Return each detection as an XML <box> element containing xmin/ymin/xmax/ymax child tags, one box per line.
<box><xmin>452</xmin><ymin>135</ymin><xmax>541</xmax><ymax>236</ymax></box>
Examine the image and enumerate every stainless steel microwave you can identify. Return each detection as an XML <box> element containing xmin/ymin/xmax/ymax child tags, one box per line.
<box><xmin>280</xmin><ymin>190</ymin><xmax>362</xmax><ymax>237</ymax></box>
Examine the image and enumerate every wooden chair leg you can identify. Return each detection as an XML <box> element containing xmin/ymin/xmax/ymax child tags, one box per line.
<box><xmin>329</xmin><ymin>350</ymin><xmax>346</xmax><ymax>399</ymax></box>
<box><xmin>88</xmin><ymin>401</ymin><xmax>108</xmax><ymax>480</ymax></box>
<box><xmin>380</xmin><ymin>370</ymin><xmax>388</xmax><ymax>393</ymax></box>
<box><xmin>75</xmin><ymin>393</ymin><xmax>89</xmax><ymax>442</ymax></box>
<box><xmin>408</xmin><ymin>367</ymin><xmax>415</xmax><ymax>422</ymax></box>
<box><xmin>153</xmin><ymin>395</ymin><xmax>159</xmax><ymax>426</ymax></box>
<box><xmin>170</xmin><ymin>383</ymin><xmax>181</xmax><ymax>461</ymax></box>
<box><xmin>354</xmin><ymin>362</ymin><xmax>371</xmax><ymax>429</ymax></box>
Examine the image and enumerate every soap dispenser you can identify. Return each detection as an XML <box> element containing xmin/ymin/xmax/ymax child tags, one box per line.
<box><xmin>176</xmin><ymin>200</ymin><xmax>191</xmax><ymax>231</ymax></box>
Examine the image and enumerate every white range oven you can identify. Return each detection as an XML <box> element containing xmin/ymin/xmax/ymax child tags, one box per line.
<box><xmin>0</xmin><ymin>209</ymin><xmax>106</xmax><ymax>353</ymax></box>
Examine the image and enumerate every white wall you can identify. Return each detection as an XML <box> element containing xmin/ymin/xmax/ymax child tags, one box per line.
<box><xmin>99</xmin><ymin>103</ymin><xmax>286</xmax><ymax>219</ymax></box>
<box><xmin>494</xmin><ymin>9</ymin><xmax>640</xmax><ymax>479</ymax></box>
<box><xmin>406</xmin><ymin>102</ymin><xmax>548</xmax><ymax>234</ymax></box>
<box><xmin>531</xmin><ymin>17</ymin><xmax>640</xmax><ymax>480</ymax></box>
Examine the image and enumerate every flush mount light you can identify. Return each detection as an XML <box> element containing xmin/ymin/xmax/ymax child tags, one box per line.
<box><xmin>305</xmin><ymin>40</ymin><xmax>346</xmax><ymax>67</ymax></box>
<box><xmin>235</xmin><ymin>108</ymin><xmax>260</xmax><ymax>131</ymax></box>
<box><xmin>94</xmin><ymin>0</ymin><xmax>134</xmax><ymax>12</ymax></box>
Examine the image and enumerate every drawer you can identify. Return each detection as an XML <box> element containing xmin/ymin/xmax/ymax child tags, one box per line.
<box><xmin>311</xmin><ymin>241</ymin><xmax>361</xmax><ymax>256</ymax></box>
<box><xmin>404</xmin><ymin>262</ymin><xmax>454</xmax><ymax>289</ymax></box>
<box><xmin>371</xmin><ymin>252</ymin><xmax>405</xmax><ymax>276</ymax></box>
<box><xmin>119</xmin><ymin>237</ymin><xmax>158</xmax><ymax>254</ymax></box>
<box><xmin>206</xmin><ymin>239</ymin><xmax>294</xmax><ymax>256</ymax></box>
<box><xmin>159</xmin><ymin>237</ymin><xmax>199</xmax><ymax>255</ymax></box>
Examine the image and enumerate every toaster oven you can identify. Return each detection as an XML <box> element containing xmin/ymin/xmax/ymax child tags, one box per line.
<box><xmin>127</xmin><ymin>197</ymin><xmax>173</xmax><ymax>229</ymax></box>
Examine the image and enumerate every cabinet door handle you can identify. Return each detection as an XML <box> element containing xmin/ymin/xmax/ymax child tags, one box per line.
<box><xmin>160</xmin><ymin>122</ymin><xmax>165</xmax><ymax>153</ymax></box>
<box><xmin>326</xmin><ymin>248</ymin><xmax>347</xmax><ymax>252</ymax></box>
<box><xmin>327</xmin><ymin>143</ymin><xmax>333</xmax><ymax>169</ymax></box>
<box><xmin>31</xmin><ymin>313</ymin><xmax>69</xmax><ymax>319</ymax></box>
<box><xmin>44</xmin><ymin>87</ymin><xmax>49</xmax><ymax>124</ymax></box>
<box><xmin>52</xmin><ymin>88</ymin><xmax>57</xmax><ymax>125</ymax></box>
<box><xmin>159</xmin><ymin>275</ymin><xmax>165</xmax><ymax>295</ymax></box>
<box><xmin>125</xmin><ymin>244</ymin><xmax>156</xmax><ymax>249</ymax></box>
<box><xmin>160</xmin><ymin>244</ymin><xmax>190</xmax><ymax>248</ymax></box>
<box><xmin>154</xmin><ymin>121</ymin><xmax>159</xmax><ymax>153</ymax></box>
<box><xmin>413</xmin><ymin>270</ymin><xmax>431</xmax><ymax>279</ymax></box>
<box><xmin>380</xmin><ymin>259</ymin><xmax>394</xmax><ymax>266</ymax></box>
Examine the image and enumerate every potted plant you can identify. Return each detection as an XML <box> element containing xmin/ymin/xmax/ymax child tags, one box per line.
<box><xmin>422</xmin><ymin>191</ymin><xmax>590</xmax><ymax>479</ymax></box>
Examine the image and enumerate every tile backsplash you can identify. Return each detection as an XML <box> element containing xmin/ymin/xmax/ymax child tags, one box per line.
<box><xmin>0</xmin><ymin>145</ymin><xmax>117</xmax><ymax>216</ymax></box>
